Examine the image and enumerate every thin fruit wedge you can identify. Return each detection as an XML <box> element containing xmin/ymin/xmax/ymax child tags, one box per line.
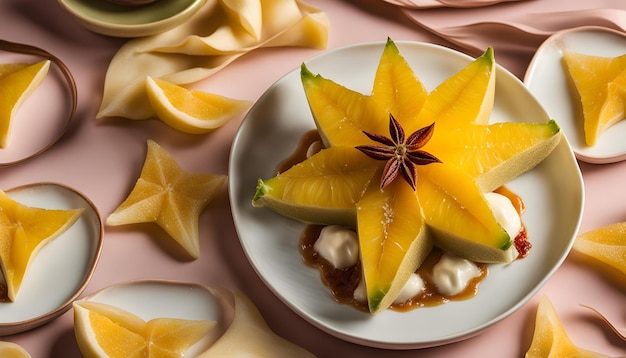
<box><xmin>525</xmin><ymin>296</ymin><xmax>613</xmax><ymax>358</ymax></box>
<box><xmin>106</xmin><ymin>140</ymin><xmax>226</xmax><ymax>260</ymax></box>
<box><xmin>253</xmin><ymin>146</ymin><xmax>379</xmax><ymax>227</ymax></box>
<box><xmin>145</xmin><ymin>76</ymin><xmax>252</xmax><ymax>134</ymax></box>
<box><xmin>357</xmin><ymin>177</ymin><xmax>431</xmax><ymax>313</ymax></box>
<box><xmin>573</xmin><ymin>222</ymin><xmax>626</xmax><ymax>278</ymax></box>
<box><xmin>562</xmin><ymin>51</ymin><xmax>626</xmax><ymax>146</ymax></box>
<box><xmin>0</xmin><ymin>341</ymin><xmax>31</xmax><ymax>358</ymax></box>
<box><xmin>0</xmin><ymin>189</ymin><xmax>83</xmax><ymax>301</ymax></box>
<box><xmin>73</xmin><ymin>300</ymin><xmax>215</xmax><ymax>358</ymax></box>
<box><xmin>0</xmin><ymin>60</ymin><xmax>50</xmax><ymax>148</ymax></box>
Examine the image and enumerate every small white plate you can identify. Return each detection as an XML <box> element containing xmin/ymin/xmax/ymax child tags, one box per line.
<box><xmin>525</xmin><ymin>26</ymin><xmax>626</xmax><ymax>164</ymax></box>
<box><xmin>229</xmin><ymin>41</ymin><xmax>584</xmax><ymax>348</ymax></box>
<box><xmin>57</xmin><ymin>0</ymin><xmax>207</xmax><ymax>38</ymax></box>
<box><xmin>0</xmin><ymin>183</ymin><xmax>103</xmax><ymax>336</ymax></box>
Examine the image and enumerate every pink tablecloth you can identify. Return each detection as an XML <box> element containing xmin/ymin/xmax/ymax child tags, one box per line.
<box><xmin>0</xmin><ymin>0</ymin><xmax>624</xmax><ymax>357</ymax></box>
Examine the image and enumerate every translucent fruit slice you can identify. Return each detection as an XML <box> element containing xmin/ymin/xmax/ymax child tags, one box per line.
<box><xmin>572</xmin><ymin>222</ymin><xmax>626</xmax><ymax>278</ymax></box>
<box><xmin>0</xmin><ymin>189</ymin><xmax>83</xmax><ymax>301</ymax></box>
<box><xmin>562</xmin><ymin>51</ymin><xmax>626</xmax><ymax>146</ymax></box>
<box><xmin>73</xmin><ymin>300</ymin><xmax>216</xmax><ymax>358</ymax></box>
<box><xmin>106</xmin><ymin>140</ymin><xmax>226</xmax><ymax>260</ymax></box>
<box><xmin>0</xmin><ymin>341</ymin><xmax>32</xmax><ymax>358</ymax></box>
<box><xmin>0</xmin><ymin>60</ymin><xmax>50</xmax><ymax>148</ymax></box>
<box><xmin>357</xmin><ymin>177</ymin><xmax>431</xmax><ymax>313</ymax></box>
<box><xmin>145</xmin><ymin>76</ymin><xmax>252</xmax><ymax>134</ymax></box>
<box><xmin>252</xmin><ymin>146</ymin><xmax>379</xmax><ymax>227</ymax></box>
<box><xmin>197</xmin><ymin>291</ymin><xmax>315</xmax><ymax>357</ymax></box>
<box><xmin>525</xmin><ymin>296</ymin><xmax>613</xmax><ymax>358</ymax></box>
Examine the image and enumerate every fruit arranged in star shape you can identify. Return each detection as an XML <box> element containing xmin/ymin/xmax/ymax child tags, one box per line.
<box><xmin>73</xmin><ymin>300</ymin><xmax>215</xmax><ymax>358</ymax></box>
<box><xmin>0</xmin><ymin>189</ymin><xmax>83</xmax><ymax>301</ymax></box>
<box><xmin>0</xmin><ymin>60</ymin><xmax>50</xmax><ymax>148</ymax></box>
<box><xmin>563</xmin><ymin>51</ymin><xmax>626</xmax><ymax>146</ymax></box>
<box><xmin>253</xmin><ymin>38</ymin><xmax>562</xmax><ymax>312</ymax></box>
<box><xmin>106</xmin><ymin>140</ymin><xmax>227</xmax><ymax>260</ymax></box>
<box><xmin>525</xmin><ymin>296</ymin><xmax>613</xmax><ymax>358</ymax></box>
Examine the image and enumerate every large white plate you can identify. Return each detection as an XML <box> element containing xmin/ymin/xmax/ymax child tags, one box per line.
<box><xmin>0</xmin><ymin>183</ymin><xmax>103</xmax><ymax>335</ymax></box>
<box><xmin>525</xmin><ymin>26</ymin><xmax>626</xmax><ymax>164</ymax></box>
<box><xmin>229</xmin><ymin>41</ymin><xmax>584</xmax><ymax>349</ymax></box>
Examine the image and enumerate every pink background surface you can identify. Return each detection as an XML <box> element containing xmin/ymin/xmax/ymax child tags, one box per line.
<box><xmin>1</xmin><ymin>0</ymin><xmax>625</xmax><ymax>356</ymax></box>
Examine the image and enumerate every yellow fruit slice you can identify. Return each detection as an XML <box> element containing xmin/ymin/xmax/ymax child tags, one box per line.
<box><xmin>525</xmin><ymin>296</ymin><xmax>613</xmax><ymax>358</ymax></box>
<box><xmin>0</xmin><ymin>341</ymin><xmax>32</xmax><ymax>358</ymax></box>
<box><xmin>562</xmin><ymin>51</ymin><xmax>626</xmax><ymax>146</ymax></box>
<box><xmin>106</xmin><ymin>140</ymin><xmax>226</xmax><ymax>259</ymax></box>
<box><xmin>73</xmin><ymin>300</ymin><xmax>215</xmax><ymax>358</ymax></box>
<box><xmin>572</xmin><ymin>222</ymin><xmax>626</xmax><ymax>278</ymax></box>
<box><xmin>357</xmin><ymin>177</ymin><xmax>431</xmax><ymax>313</ymax></box>
<box><xmin>145</xmin><ymin>76</ymin><xmax>252</xmax><ymax>134</ymax></box>
<box><xmin>197</xmin><ymin>291</ymin><xmax>315</xmax><ymax>357</ymax></box>
<box><xmin>0</xmin><ymin>189</ymin><xmax>83</xmax><ymax>301</ymax></box>
<box><xmin>252</xmin><ymin>146</ymin><xmax>379</xmax><ymax>227</ymax></box>
<box><xmin>0</xmin><ymin>60</ymin><xmax>50</xmax><ymax>148</ymax></box>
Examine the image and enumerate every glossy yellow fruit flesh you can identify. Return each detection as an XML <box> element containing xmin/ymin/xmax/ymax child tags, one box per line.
<box><xmin>0</xmin><ymin>190</ymin><xmax>83</xmax><ymax>301</ymax></box>
<box><xmin>145</xmin><ymin>76</ymin><xmax>252</xmax><ymax>134</ymax></box>
<box><xmin>573</xmin><ymin>222</ymin><xmax>626</xmax><ymax>278</ymax></box>
<box><xmin>253</xmin><ymin>146</ymin><xmax>378</xmax><ymax>227</ymax></box>
<box><xmin>0</xmin><ymin>60</ymin><xmax>50</xmax><ymax>148</ymax></box>
<box><xmin>106</xmin><ymin>140</ymin><xmax>226</xmax><ymax>260</ymax></box>
<box><xmin>525</xmin><ymin>296</ymin><xmax>613</xmax><ymax>358</ymax></box>
<box><xmin>562</xmin><ymin>51</ymin><xmax>626</xmax><ymax>146</ymax></box>
<box><xmin>73</xmin><ymin>301</ymin><xmax>215</xmax><ymax>358</ymax></box>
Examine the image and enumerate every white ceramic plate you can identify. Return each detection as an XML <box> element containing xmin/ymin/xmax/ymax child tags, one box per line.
<box><xmin>229</xmin><ymin>41</ymin><xmax>584</xmax><ymax>349</ymax></box>
<box><xmin>525</xmin><ymin>26</ymin><xmax>626</xmax><ymax>164</ymax></box>
<box><xmin>0</xmin><ymin>183</ymin><xmax>103</xmax><ymax>335</ymax></box>
<box><xmin>57</xmin><ymin>0</ymin><xmax>207</xmax><ymax>38</ymax></box>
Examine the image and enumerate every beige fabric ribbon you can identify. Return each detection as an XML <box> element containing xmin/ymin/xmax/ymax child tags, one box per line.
<box><xmin>401</xmin><ymin>0</ymin><xmax>626</xmax><ymax>77</ymax></box>
<box><xmin>97</xmin><ymin>0</ymin><xmax>329</xmax><ymax>120</ymax></box>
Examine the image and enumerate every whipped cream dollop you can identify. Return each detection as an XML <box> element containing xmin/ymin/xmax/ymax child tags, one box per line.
<box><xmin>484</xmin><ymin>191</ymin><xmax>522</xmax><ymax>239</ymax></box>
<box><xmin>432</xmin><ymin>252</ymin><xmax>482</xmax><ymax>296</ymax></box>
<box><xmin>314</xmin><ymin>225</ymin><xmax>359</xmax><ymax>269</ymax></box>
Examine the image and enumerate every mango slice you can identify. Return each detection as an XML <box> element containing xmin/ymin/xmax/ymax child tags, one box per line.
<box><xmin>526</xmin><ymin>296</ymin><xmax>614</xmax><ymax>358</ymax></box>
<box><xmin>0</xmin><ymin>189</ymin><xmax>83</xmax><ymax>301</ymax></box>
<box><xmin>106</xmin><ymin>140</ymin><xmax>226</xmax><ymax>260</ymax></box>
<box><xmin>562</xmin><ymin>51</ymin><xmax>626</xmax><ymax>146</ymax></box>
<box><xmin>0</xmin><ymin>60</ymin><xmax>50</xmax><ymax>148</ymax></box>
<box><xmin>254</xmin><ymin>39</ymin><xmax>561</xmax><ymax>312</ymax></box>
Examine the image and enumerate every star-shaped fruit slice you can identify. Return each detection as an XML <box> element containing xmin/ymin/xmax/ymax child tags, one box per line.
<box><xmin>253</xmin><ymin>38</ymin><xmax>562</xmax><ymax>312</ymax></box>
<box><xmin>0</xmin><ymin>189</ymin><xmax>83</xmax><ymax>301</ymax></box>
<box><xmin>563</xmin><ymin>51</ymin><xmax>626</xmax><ymax>146</ymax></box>
<box><xmin>106</xmin><ymin>140</ymin><xmax>226</xmax><ymax>260</ymax></box>
<box><xmin>73</xmin><ymin>300</ymin><xmax>216</xmax><ymax>357</ymax></box>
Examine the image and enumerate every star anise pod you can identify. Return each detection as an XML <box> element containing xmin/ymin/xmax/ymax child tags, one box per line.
<box><xmin>356</xmin><ymin>113</ymin><xmax>441</xmax><ymax>190</ymax></box>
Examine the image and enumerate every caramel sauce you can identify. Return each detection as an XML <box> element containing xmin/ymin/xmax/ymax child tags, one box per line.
<box><xmin>283</xmin><ymin>131</ymin><xmax>532</xmax><ymax>312</ymax></box>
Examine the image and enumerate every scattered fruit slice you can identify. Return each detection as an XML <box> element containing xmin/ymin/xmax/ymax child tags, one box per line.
<box><xmin>106</xmin><ymin>139</ymin><xmax>226</xmax><ymax>260</ymax></box>
<box><xmin>0</xmin><ymin>60</ymin><xmax>50</xmax><ymax>148</ymax></box>
<box><xmin>0</xmin><ymin>189</ymin><xmax>83</xmax><ymax>301</ymax></box>
<box><xmin>256</xmin><ymin>39</ymin><xmax>561</xmax><ymax>312</ymax></box>
<box><xmin>562</xmin><ymin>51</ymin><xmax>626</xmax><ymax>146</ymax></box>
<box><xmin>572</xmin><ymin>222</ymin><xmax>626</xmax><ymax>278</ymax></box>
<box><xmin>73</xmin><ymin>300</ymin><xmax>215</xmax><ymax>358</ymax></box>
<box><xmin>145</xmin><ymin>76</ymin><xmax>252</xmax><ymax>134</ymax></box>
<box><xmin>0</xmin><ymin>341</ymin><xmax>31</xmax><ymax>358</ymax></box>
<box><xmin>252</xmin><ymin>146</ymin><xmax>379</xmax><ymax>227</ymax></box>
<box><xmin>197</xmin><ymin>291</ymin><xmax>315</xmax><ymax>357</ymax></box>
<box><xmin>525</xmin><ymin>296</ymin><xmax>613</xmax><ymax>358</ymax></box>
